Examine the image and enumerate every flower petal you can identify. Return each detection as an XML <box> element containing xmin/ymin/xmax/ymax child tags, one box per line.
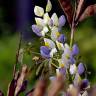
<box><xmin>46</xmin><ymin>0</ymin><xmax>52</xmax><ymax>12</ymax></box>
<box><xmin>34</xmin><ymin>6</ymin><xmax>44</xmax><ymax>17</ymax></box>
<box><xmin>32</xmin><ymin>24</ymin><xmax>42</xmax><ymax>36</ymax></box>
<box><xmin>59</xmin><ymin>67</ymin><xmax>66</xmax><ymax>76</ymax></box>
<box><xmin>51</xmin><ymin>26</ymin><xmax>60</xmax><ymax>41</ymax></box>
<box><xmin>58</xmin><ymin>59</ymin><xmax>65</xmax><ymax>68</ymax></box>
<box><xmin>44</xmin><ymin>38</ymin><xmax>55</xmax><ymax>48</ymax></box>
<box><xmin>80</xmin><ymin>79</ymin><xmax>89</xmax><ymax>90</ymax></box>
<box><xmin>74</xmin><ymin>73</ymin><xmax>81</xmax><ymax>87</ymax></box>
<box><xmin>41</xmin><ymin>26</ymin><xmax>49</xmax><ymax>36</ymax></box>
<box><xmin>43</xmin><ymin>13</ymin><xmax>50</xmax><ymax>25</ymax></box>
<box><xmin>40</xmin><ymin>46</ymin><xmax>51</xmax><ymax>58</ymax></box>
<box><xmin>48</xmin><ymin>19</ymin><xmax>53</xmax><ymax>26</ymax></box>
<box><xmin>50</xmin><ymin>48</ymin><xmax>57</xmax><ymax>57</ymax></box>
<box><xmin>59</xmin><ymin>15</ymin><xmax>66</xmax><ymax>27</ymax></box>
<box><xmin>78</xmin><ymin>63</ymin><xmax>85</xmax><ymax>75</ymax></box>
<box><xmin>57</xmin><ymin>34</ymin><xmax>66</xmax><ymax>43</ymax></box>
<box><xmin>51</xmin><ymin>13</ymin><xmax>59</xmax><ymax>26</ymax></box>
<box><xmin>69</xmin><ymin>64</ymin><xmax>77</xmax><ymax>75</ymax></box>
<box><xmin>35</xmin><ymin>17</ymin><xmax>44</xmax><ymax>26</ymax></box>
<box><xmin>56</xmin><ymin>41</ymin><xmax>64</xmax><ymax>50</ymax></box>
<box><xmin>72</xmin><ymin>44</ymin><xmax>79</xmax><ymax>56</ymax></box>
<box><xmin>64</xmin><ymin>43</ymin><xmax>71</xmax><ymax>58</ymax></box>
<box><xmin>62</xmin><ymin>53</ymin><xmax>69</xmax><ymax>68</ymax></box>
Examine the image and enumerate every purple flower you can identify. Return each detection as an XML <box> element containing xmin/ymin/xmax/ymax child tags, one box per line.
<box><xmin>58</xmin><ymin>15</ymin><xmax>66</xmax><ymax>27</ymax></box>
<box><xmin>32</xmin><ymin>24</ymin><xmax>42</xmax><ymax>36</ymax></box>
<box><xmin>80</xmin><ymin>79</ymin><xmax>89</xmax><ymax>90</ymax></box>
<box><xmin>59</xmin><ymin>67</ymin><xmax>66</xmax><ymax>76</ymax></box>
<box><xmin>40</xmin><ymin>46</ymin><xmax>51</xmax><ymax>58</ymax></box>
<box><xmin>78</xmin><ymin>63</ymin><xmax>85</xmax><ymax>75</ymax></box>
<box><xmin>72</xmin><ymin>44</ymin><xmax>79</xmax><ymax>56</ymax></box>
<box><xmin>57</xmin><ymin>34</ymin><xmax>66</xmax><ymax>43</ymax></box>
<box><xmin>69</xmin><ymin>56</ymin><xmax>76</xmax><ymax>64</ymax></box>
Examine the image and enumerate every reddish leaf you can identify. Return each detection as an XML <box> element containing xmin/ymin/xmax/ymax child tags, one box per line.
<box><xmin>75</xmin><ymin>0</ymin><xmax>85</xmax><ymax>22</ymax></box>
<box><xmin>58</xmin><ymin>0</ymin><xmax>74</xmax><ymax>27</ymax></box>
<box><xmin>7</xmin><ymin>79</ymin><xmax>17</xmax><ymax>96</ymax></box>
<box><xmin>79</xmin><ymin>4</ymin><xmax>96</xmax><ymax>21</ymax></box>
<box><xmin>75</xmin><ymin>0</ymin><xmax>96</xmax><ymax>24</ymax></box>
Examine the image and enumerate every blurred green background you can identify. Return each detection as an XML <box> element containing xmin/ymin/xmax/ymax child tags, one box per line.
<box><xmin>0</xmin><ymin>0</ymin><xmax>96</xmax><ymax>95</ymax></box>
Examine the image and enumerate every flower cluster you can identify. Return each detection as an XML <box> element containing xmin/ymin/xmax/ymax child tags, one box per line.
<box><xmin>32</xmin><ymin>0</ymin><xmax>89</xmax><ymax>95</ymax></box>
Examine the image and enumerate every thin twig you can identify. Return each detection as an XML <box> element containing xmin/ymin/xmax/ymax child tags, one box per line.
<box><xmin>13</xmin><ymin>32</ymin><xmax>22</xmax><ymax>77</ymax></box>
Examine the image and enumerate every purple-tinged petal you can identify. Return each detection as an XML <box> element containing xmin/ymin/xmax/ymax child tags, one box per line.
<box><xmin>32</xmin><ymin>24</ymin><xmax>42</xmax><ymax>36</ymax></box>
<box><xmin>59</xmin><ymin>67</ymin><xmax>66</xmax><ymax>76</ymax></box>
<box><xmin>78</xmin><ymin>63</ymin><xmax>85</xmax><ymax>75</ymax></box>
<box><xmin>73</xmin><ymin>73</ymin><xmax>81</xmax><ymax>87</ymax></box>
<box><xmin>80</xmin><ymin>79</ymin><xmax>89</xmax><ymax>90</ymax></box>
<box><xmin>59</xmin><ymin>15</ymin><xmax>66</xmax><ymax>27</ymax></box>
<box><xmin>69</xmin><ymin>56</ymin><xmax>76</xmax><ymax>64</ymax></box>
<box><xmin>72</xmin><ymin>44</ymin><xmax>79</xmax><ymax>56</ymax></box>
<box><xmin>40</xmin><ymin>46</ymin><xmax>51</xmax><ymax>58</ymax></box>
<box><xmin>57</xmin><ymin>34</ymin><xmax>66</xmax><ymax>43</ymax></box>
<box><xmin>48</xmin><ymin>19</ymin><xmax>53</xmax><ymax>26</ymax></box>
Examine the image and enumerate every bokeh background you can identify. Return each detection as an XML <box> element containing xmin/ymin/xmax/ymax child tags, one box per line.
<box><xmin>0</xmin><ymin>0</ymin><xmax>96</xmax><ymax>95</ymax></box>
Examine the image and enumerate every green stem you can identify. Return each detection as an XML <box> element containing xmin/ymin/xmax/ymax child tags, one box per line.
<box><xmin>31</xmin><ymin>52</ymin><xmax>41</xmax><ymax>55</ymax></box>
<box><xmin>70</xmin><ymin>26</ymin><xmax>75</xmax><ymax>48</ymax></box>
<box><xmin>51</xmin><ymin>63</ymin><xmax>59</xmax><ymax>69</ymax></box>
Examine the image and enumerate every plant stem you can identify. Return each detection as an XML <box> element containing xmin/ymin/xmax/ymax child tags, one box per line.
<box><xmin>13</xmin><ymin>32</ymin><xmax>22</xmax><ymax>77</ymax></box>
<box><xmin>51</xmin><ymin>63</ymin><xmax>59</xmax><ymax>69</ymax></box>
<box><xmin>70</xmin><ymin>24</ymin><xmax>75</xmax><ymax>48</ymax></box>
<box><xmin>70</xmin><ymin>0</ymin><xmax>77</xmax><ymax>48</ymax></box>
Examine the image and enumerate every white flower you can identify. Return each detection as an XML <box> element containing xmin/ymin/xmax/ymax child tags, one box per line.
<box><xmin>69</xmin><ymin>64</ymin><xmax>77</xmax><ymax>75</ymax></box>
<box><xmin>46</xmin><ymin>0</ymin><xmax>52</xmax><ymax>12</ymax></box>
<box><xmin>62</xmin><ymin>53</ymin><xmax>69</xmax><ymax>68</ymax></box>
<box><xmin>41</xmin><ymin>26</ymin><xmax>49</xmax><ymax>37</ymax></box>
<box><xmin>43</xmin><ymin>13</ymin><xmax>50</xmax><ymax>25</ymax></box>
<box><xmin>64</xmin><ymin>43</ymin><xmax>71</xmax><ymax>57</ymax></box>
<box><xmin>50</xmin><ymin>48</ymin><xmax>57</xmax><ymax>57</ymax></box>
<box><xmin>35</xmin><ymin>17</ymin><xmax>44</xmax><ymax>26</ymax></box>
<box><xmin>42</xmin><ymin>26</ymin><xmax>49</xmax><ymax>33</ymax></box>
<box><xmin>58</xmin><ymin>59</ymin><xmax>64</xmax><ymax>67</ymax></box>
<box><xmin>51</xmin><ymin>26</ymin><xmax>60</xmax><ymax>40</ymax></box>
<box><xmin>34</xmin><ymin>6</ymin><xmax>44</xmax><ymax>17</ymax></box>
<box><xmin>44</xmin><ymin>38</ymin><xmax>55</xmax><ymax>48</ymax></box>
<box><xmin>56</xmin><ymin>41</ymin><xmax>64</xmax><ymax>50</ymax></box>
<box><xmin>51</xmin><ymin>13</ymin><xmax>59</xmax><ymax>26</ymax></box>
